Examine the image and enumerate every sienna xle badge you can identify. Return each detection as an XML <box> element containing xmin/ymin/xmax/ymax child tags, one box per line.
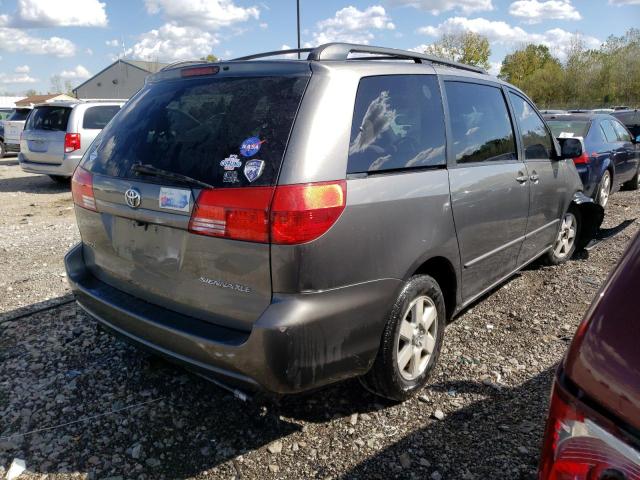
<box><xmin>65</xmin><ymin>44</ymin><xmax>603</xmax><ymax>401</ymax></box>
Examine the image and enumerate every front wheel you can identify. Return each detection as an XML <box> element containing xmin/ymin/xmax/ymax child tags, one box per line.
<box><xmin>360</xmin><ymin>275</ymin><xmax>445</xmax><ymax>402</ymax></box>
<box><xmin>543</xmin><ymin>209</ymin><xmax>581</xmax><ymax>265</ymax></box>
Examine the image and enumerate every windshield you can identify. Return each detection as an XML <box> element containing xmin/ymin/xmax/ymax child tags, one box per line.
<box><xmin>82</xmin><ymin>75</ymin><xmax>309</xmax><ymax>188</ymax></box>
<box><xmin>7</xmin><ymin>109</ymin><xmax>31</xmax><ymax>121</ymax></box>
<box><xmin>546</xmin><ymin>120</ymin><xmax>590</xmax><ymax>138</ymax></box>
<box><xmin>25</xmin><ymin>106</ymin><xmax>71</xmax><ymax>131</ymax></box>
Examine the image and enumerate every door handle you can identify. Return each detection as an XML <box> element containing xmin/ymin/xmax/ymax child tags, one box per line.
<box><xmin>516</xmin><ymin>175</ymin><xmax>528</xmax><ymax>183</ymax></box>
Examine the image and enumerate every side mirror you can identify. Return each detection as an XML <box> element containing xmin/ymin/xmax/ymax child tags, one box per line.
<box><xmin>557</xmin><ymin>137</ymin><xmax>583</xmax><ymax>160</ymax></box>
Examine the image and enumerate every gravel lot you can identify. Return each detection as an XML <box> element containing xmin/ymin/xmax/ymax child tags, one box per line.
<box><xmin>0</xmin><ymin>159</ymin><xmax>638</xmax><ymax>479</ymax></box>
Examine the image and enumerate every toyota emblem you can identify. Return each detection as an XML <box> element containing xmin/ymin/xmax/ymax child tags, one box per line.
<box><xmin>125</xmin><ymin>188</ymin><xmax>141</xmax><ymax>208</ymax></box>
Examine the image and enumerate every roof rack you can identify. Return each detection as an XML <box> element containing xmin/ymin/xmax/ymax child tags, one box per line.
<box><xmin>230</xmin><ymin>42</ymin><xmax>486</xmax><ymax>74</ymax></box>
<box><xmin>159</xmin><ymin>60</ymin><xmax>213</xmax><ymax>72</ymax></box>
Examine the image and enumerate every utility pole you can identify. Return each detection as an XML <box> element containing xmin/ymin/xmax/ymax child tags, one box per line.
<box><xmin>296</xmin><ymin>0</ymin><xmax>301</xmax><ymax>59</ymax></box>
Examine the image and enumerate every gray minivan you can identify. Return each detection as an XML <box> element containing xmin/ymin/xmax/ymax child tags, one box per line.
<box><xmin>65</xmin><ymin>44</ymin><xmax>603</xmax><ymax>401</ymax></box>
<box><xmin>19</xmin><ymin>100</ymin><xmax>123</xmax><ymax>183</ymax></box>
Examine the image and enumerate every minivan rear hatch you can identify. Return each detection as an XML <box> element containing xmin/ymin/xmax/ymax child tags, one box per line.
<box><xmin>77</xmin><ymin>64</ymin><xmax>310</xmax><ymax>331</ymax></box>
<box><xmin>21</xmin><ymin>105</ymin><xmax>72</xmax><ymax>164</ymax></box>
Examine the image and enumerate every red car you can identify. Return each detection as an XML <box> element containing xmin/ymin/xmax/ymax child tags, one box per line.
<box><xmin>539</xmin><ymin>231</ymin><xmax>640</xmax><ymax>479</ymax></box>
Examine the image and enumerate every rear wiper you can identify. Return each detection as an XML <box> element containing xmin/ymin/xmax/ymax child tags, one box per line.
<box><xmin>131</xmin><ymin>163</ymin><xmax>214</xmax><ymax>189</ymax></box>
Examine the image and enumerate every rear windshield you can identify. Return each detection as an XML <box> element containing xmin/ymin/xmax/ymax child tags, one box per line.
<box><xmin>24</xmin><ymin>106</ymin><xmax>71</xmax><ymax>131</ymax></box>
<box><xmin>82</xmin><ymin>105</ymin><xmax>121</xmax><ymax>129</ymax></box>
<box><xmin>7</xmin><ymin>109</ymin><xmax>31</xmax><ymax>121</ymax></box>
<box><xmin>82</xmin><ymin>75</ymin><xmax>308</xmax><ymax>188</ymax></box>
<box><xmin>546</xmin><ymin>120</ymin><xmax>590</xmax><ymax>138</ymax></box>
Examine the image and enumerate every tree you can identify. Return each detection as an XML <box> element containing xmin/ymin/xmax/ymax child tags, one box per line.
<box><xmin>423</xmin><ymin>31</ymin><xmax>491</xmax><ymax>71</ymax></box>
<box><xmin>499</xmin><ymin>44</ymin><xmax>560</xmax><ymax>85</ymax></box>
<box><xmin>200</xmin><ymin>54</ymin><xmax>218</xmax><ymax>62</ymax></box>
<box><xmin>24</xmin><ymin>89</ymin><xmax>38</xmax><ymax>96</ymax></box>
<box><xmin>49</xmin><ymin>75</ymin><xmax>63</xmax><ymax>94</ymax></box>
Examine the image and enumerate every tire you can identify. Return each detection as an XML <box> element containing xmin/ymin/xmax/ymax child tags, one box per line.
<box><xmin>543</xmin><ymin>208</ymin><xmax>581</xmax><ymax>265</ymax></box>
<box><xmin>622</xmin><ymin>167</ymin><xmax>639</xmax><ymax>191</ymax></box>
<box><xmin>0</xmin><ymin>141</ymin><xmax>5</xmax><ymax>159</ymax></box>
<box><xmin>360</xmin><ymin>275</ymin><xmax>445</xmax><ymax>402</ymax></box>
<box><xmin>595</xmin><ymin>170</ymin><xmax>611</xmax><ymax>208</ymax></box>
<box><xmin>49</xmin><ymin>175</ymin><xmax>70</xmax><ymax>184</ymax></box>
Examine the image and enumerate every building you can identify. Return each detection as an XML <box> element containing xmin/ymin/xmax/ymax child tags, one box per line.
<box><xmin>72</xmin><ymin>59</ymin><xmax>169</xmax><ymax>99</ymax></box>
<box><xmin>0</xmin><ymin>96</ymin><xmax>26</xmax><ymax>109</ymax></box>
<box><xmin>15</xmin><ymin>94</ymin><xmax>76</xmax><ymax>107</ymax></box>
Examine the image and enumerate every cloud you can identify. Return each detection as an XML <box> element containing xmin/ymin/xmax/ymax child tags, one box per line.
<box><xmin>0</xmin><ymin>27</ymin><xmax>76</xmax><ymax>57</ymax></box>
<box><xmin>509</xmin><ymin>0</ymin><xmax>581</xmax><ymax>23</ymax></box>
<box><xmin>608</xmin><ymin>0</ymin><xmax>640</xmax><ymax>4</ymax></box>
<box><xmin>417</xmin><ymin>16</ymin><xmax>600</xmax><ymax>58</ymax></box>
<box><xmin>144</xmin><ymin>0</ymin><xmax>259</xmax><ymax>29</ymax></box>
<box><xmin>9</xmin><ymin>0</ymin><xmax>107</xmax><ymax>27</ymax></box>
<box><xmin>14</xmin><ymin>65</ymin><xmax>30</xmax><ymax>73</ymax></box>
<box><xmin>389</xmin><ymin>0</ymin><xmax>493</xmax><ymax>14</ymax></box>
<box><xmin>106</xmin><ymin>39</ymin><xmax>120</xmax><ymax>47</ymax></box>
<box><xmin>312</xmin><ymin>5</ymin><xmax>395</xmax><ymax>45</ymax></box>
<box><xmin>126</xmin><ymin>23</ymin><xmax>219</xmax><ymax>62</ymax></box>
<box><xmin>0</xmin><ymin>67</ymin><xmax>37</xmax><ymax>84</ymax></box>
<box><xmin>59</xmin><ymin>65</ymin><xmax>91</xmax><ymax>80</ymax></box>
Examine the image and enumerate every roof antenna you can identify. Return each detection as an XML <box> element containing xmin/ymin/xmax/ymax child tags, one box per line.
<box><xmin>296</xmin><ymin>0</ymin><xmax>301</xmax><ymax>59</ymax></box>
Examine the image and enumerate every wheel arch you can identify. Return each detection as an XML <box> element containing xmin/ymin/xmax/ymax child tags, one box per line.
<box><xmin>570</xmin><ymin>191</ymin><xmax>604</xmax><ymax>250</ymax></box>
<box><xmin>410</xmin><ymin>256</ymin><xmax>458</xmax><ymax>322</ymax></box>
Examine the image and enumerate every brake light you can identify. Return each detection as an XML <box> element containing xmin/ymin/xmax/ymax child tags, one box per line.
<box><xmin>188</xmin><ymin>180</ymin><xmax>347</xmax><ymax>244</ymax></box>
<box><xmin>573</xmin><ymin>152</ymin><xmax>590</xmax><ymax>165</ymax></box>
<box><xmin>64</xmin><ymin>133</ymin><xmax>81</xmax><ymax>153</ymax></box>
<box><xmin>189</xmin><ymin>186</ymin><xmax>274</xmax><ymax>242</ymax></box>
<box><xmin>270</xmin><ymin>181</ymin><xmax>347</xmax><ymax>244</ymax></box>
<box><xmin>71</xmin><ymin>167</ymin><xmax>96</xmax><ymax>211</ymax></box>
<box><xmin>181</xmin><ymin>66</ymin><xmax>220</xmax><ymax>77</ymax></box>
<box><xmin>539</xmin><ymin>382</ymin><xmax>640</xmax><ymax>480</ymax></box>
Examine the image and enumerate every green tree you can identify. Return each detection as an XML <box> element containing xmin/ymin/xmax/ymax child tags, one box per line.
<box><xmin>200</xmin><ymin>54</ymin><xmax>219</xmax><ymax>62</ymax></box>
<box><xmin>423</xmin><ymin>31</ymin><xmax>491</xmax><ymax>71</ymax></box>
<box><xmin>499</xmin><ymin>44</ymin><xmax>560</xmax><ymax>86</ymax></box>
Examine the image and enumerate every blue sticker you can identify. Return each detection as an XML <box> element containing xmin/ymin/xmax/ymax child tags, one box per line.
<box><xmin>220</xmin><ymin>154</ymin><xmax>242</xmax><ymax>170</ymax></box>
<box><xmin>239</xmin><ymin>136</ymin><xmax>265</xmax><ymax>157</ymax></box>
<box><xmin>244</xmin><ymin>159</ymin><xmax>265</xmax><ymax>183</ymax></box>
<box><xmin>159</xmin><ymin>187</ymin><xmax>191</xmax><ymax>212</ymax></box>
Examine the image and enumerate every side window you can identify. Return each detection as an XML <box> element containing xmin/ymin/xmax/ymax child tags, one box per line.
<box><xmin>601</xmin><ymin>121</ymin><xmax>618</xmax><ymax>143</ymax></box>
<box><xmin>508</xmin><ymin>93</ymin><xmax>554</xmax><ymax>160</ymax></box>
<box><xmin>611</xmin><ymin>120</ymin><xmax>631</xmax><ymax>142</ymax></box>
<box><xmin>445</xmin><ymin>81</ymin><xmax>517</xmax><ymax>164</ymax></box>
<box><xmin>82</xmin><ymin>105</ymin><xmax>121</xmax><ymax>129</ymax></box>
<box><xmin>347</xmin><ymin>75</ymin><xmax>446</xmax><ymax>174</ymax></box>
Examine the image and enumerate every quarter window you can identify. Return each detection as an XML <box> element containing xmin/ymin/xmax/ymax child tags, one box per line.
<box><xmin>82</xmin><ymin>105</ymin><xmax>121</xmax><ymax>129</ymax></box>
<box><xmin>611</xmin><ymin>120</ymin><xmax>631</xmax><ymax>142</ymax></box>
<box><xmin>601</xmin><ymin>121</ymin><xmax>618</xmax><ymax>143</ymax></box>
<box><xmin>509</xmin><ymin>93</ymin><xmax>554</xmax><ymax>160</ymax></box>
<box><xmin>445</xmin><ymin>81</ymin><xmax>517</xmax><ymax>164</ymax></box>
<box><xmin>347</xmin><ymin>75</ymin><xmax>446</xmax><ymax>174</ymax></box>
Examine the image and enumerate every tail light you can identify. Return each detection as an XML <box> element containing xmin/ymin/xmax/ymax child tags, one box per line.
<box><xmin>188</xmin><ymin>180</ymin><xmax>347</xmax><ymax>244</ymax></box>
<box><xmin>71</xmin><ymin>167</ymin><xmax>96</xmax><ymax>211</ymax></box>
<box><xmin>539</xmin><ymin>382</ymin><xmax>640</xmax><ymax>480</ymax></box>
<box><xmin>64</xmin><ymin>133</ymin><xmax>81</xmax><ymax>153</ymax></box>
<box><xmin>572</xmin><ymin>152</ymin><xmax>590</xmax><ymax>165</ymax></box>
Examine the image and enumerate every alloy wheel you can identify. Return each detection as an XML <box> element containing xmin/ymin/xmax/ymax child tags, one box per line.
<box><xmin>396</xmin><ymin>295</ymin><xmax>438</xmax><ymax>381</ymax></box>
<box><xmin>554</xmin><ymin>212</ymin><xmax>577</xmax><ymax>259</ymax></box>
<box><xmin>599</xmin><ymin>171</ymin><xmax>611</xmax><ymax>208</ymax></box>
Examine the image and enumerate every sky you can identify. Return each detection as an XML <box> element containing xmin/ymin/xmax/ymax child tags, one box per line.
<box><xmin>0</xmin><ymin>0</ymin><xmax>638</xmax><ymax>95</ymax></box>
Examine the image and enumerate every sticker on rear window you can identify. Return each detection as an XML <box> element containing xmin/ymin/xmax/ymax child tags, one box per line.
<box><xmin>223</xmin><ymin>170</ymin><xmax>239</xmax><ymax>183</ymax></box>
<box><xmin>159</xmin><ymin>187</ymin><xmax>191</xmax><ymax>212</ymax></box>
<box><xmin>244</xmin><ymin>159</ymin><xmax>265</xmax><ymax>183</ymax></box>
<box><xmin>220</xmin><ymin>154</ymin><xmax>242</xmax><ymax>170</ymax></box>
<box><xmin>239</xmin><ymin>136</ymin><xmax>265</xmax><ymax>157</ymax></box>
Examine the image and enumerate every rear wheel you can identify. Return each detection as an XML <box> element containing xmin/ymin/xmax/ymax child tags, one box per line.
<box><xmin>49</xmin><ymin>175</ymin><xmax>70</xmax><ymax>184</ymax></box>
<box><xmin>595</xmin><ymin>170</ymin><xmax>611</xmax><ymax>208</ymax></box>
<box><xmin>0</xmin><ymin>141</ymin><xmax>5</xmax><ymax>159</ymax></box>
<box><xmin>622</xmin><ymin>167</ymin><xmax>639</xmax><ymax>191</ymax></box>
<box><xmin>543</xmin><ymin>209</ymin><xmax>580</xmax><ymax>265</ymax></box>
<box><xmin>361</xmin><ymin>275</ymin><xmax>445</xmax><ymax>401</ymax></box>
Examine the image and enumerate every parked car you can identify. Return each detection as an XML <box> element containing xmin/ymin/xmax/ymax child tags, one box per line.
<box><xmin>611</xmin><ymin>108</ymin><xmax>640</xmax><ymax>140</ymax></box>
<box><xmin>544</xmin><ymin>113</ymin><xmax>639</xmax><ymax>208</ymax></box>
<box><xmin>65</xmin><ymin>43</ymin><xmax>603</xmax><ymax>401</ymax></box>
<box><xmin>19</xmin><ymin>100</ymin><xmax>124</xmax><ymax>183</ymax></box>
<box><xmin>0</xmin><ymin>108</ymin><xmax>12</xmax><ymax>120</ymax></box>
<box><xmin>591</xmin><ymin>108</ymin><xmax>614</xmax><ymax>114</ymax></box>
<box><xmin>539</xmin><ymin>230</ymin><xmax>640</xmax><ymax>479</ymax></box>
<box><xmin>539</xmin><ymin>109</ymin><xmax>567</xmax><ymax>115</ymax></box>
<box><xmin>1</xmin><ymin>107</ymin><xmax>32</xmax><ymax>157</ymax></box>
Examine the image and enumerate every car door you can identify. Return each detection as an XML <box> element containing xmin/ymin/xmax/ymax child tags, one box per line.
<box><xmin>443</xmin><ymin>79</ymin><xmax>530</xmax><ymax>302</ymax></box>
<box><xmin>508</xmin><ymin>92</ymin><xmax>567</xmax><ymax>263</ymax></box>
<box><xmin>611</xmin><ymin>118</ymin><xmax>638</xmax><ymax>183</ymax></box>
<box><xmin>601</xmin><ymin>119</ymin><xmax>630</xmax><ymax>181</ymax></box>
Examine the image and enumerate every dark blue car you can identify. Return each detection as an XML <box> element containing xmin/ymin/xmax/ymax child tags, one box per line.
<box><xmin>544</xmin><ymin>113</ymin><xmax>639</xmax><ymax>208</ymax></box>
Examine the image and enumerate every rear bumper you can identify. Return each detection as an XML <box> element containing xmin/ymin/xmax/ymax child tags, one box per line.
<box><xmin>65</xmin><ymin>243</ymin><xmax>400</xmax><ymax>394</ymax></box>
<box><xmin>19</xmin><ymin>154</ymin><xmax>80</xmax><ymax>177</ymax></box>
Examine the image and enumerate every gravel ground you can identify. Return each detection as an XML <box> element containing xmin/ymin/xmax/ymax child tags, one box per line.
<box><xmin>0</xmin><ymin>160</ymin><xmax>638</xmax><ymax>479</ymax></box>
